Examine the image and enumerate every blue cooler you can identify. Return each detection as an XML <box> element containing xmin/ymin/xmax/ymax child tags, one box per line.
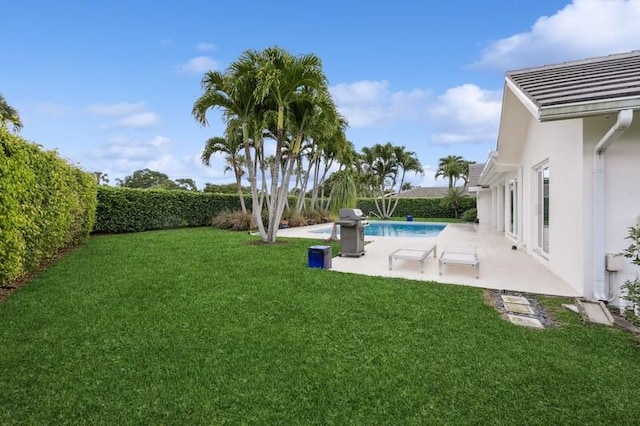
<box><xmin>308</xmin><ymin>245</ymin><xmax>332</xmax><ymax>269</ymax></box>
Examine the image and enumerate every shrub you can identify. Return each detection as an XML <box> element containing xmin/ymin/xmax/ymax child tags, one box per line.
<box><xmin>305</xmin><ymin>209</ymin><xmax>327</xmax><ymax>225</ymax></box>
<box><xmin>460</xmin><ymin>208</ymin><xmax>478</xmax><ymax>222</ymax></box>
<box><xmin>284</xmin><ymin>210</ymin><xmax>308</xmax><ymax>227</ymax></box>
<box><xmin>212</xmin><ymin>210</ymin><xmax>255</xmax><ymax>231</ymax></box>
<box><xmin>0</xmin><ymin>128</ymin><xmax>97</xmax><ymax>285</ymax></box>
<box><xmin>619</xmin><ymin>226</ymin><xmax>640</xmax><ymax>323</ymax></box>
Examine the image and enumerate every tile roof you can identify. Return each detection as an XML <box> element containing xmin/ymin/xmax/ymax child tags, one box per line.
<box><xmin>468</xmin><ymin>163</ymin><xmax>485</xmax><ymax>187</ymax></box>
<box><xmin>392</xmin><ymin>186</ymin><xmax>467</xmax><ymax>198</ymax></box>
<box><xmin>506</xmin><ymin>50</ymin><xmax>640</xmax><ymax>120</ymax></box>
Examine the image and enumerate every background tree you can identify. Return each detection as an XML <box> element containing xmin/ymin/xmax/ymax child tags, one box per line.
<box><xmin>435</xmin><ymin>155</ymin><xmax>465</xmax><ymax>188</ymax></box>
<box><xmin>203</xmin><ymin>183</ymin><xmax>247</xmax><ymax>194</ymax></box>
<box><xmin>460</xmin><ymin>159</ymin><xmax>476</xmax><ymax>191</ymax></box>
<box><xmin>175</xmin><ymin>178</ymin><xmax>198</xmax><ymax>191</ymax></box>
<box><xmin>117</xmin><ymin>168</ymin><xmax>180</xmax><ymax>190</ymax></box>
<box><xmin>0</xmin><ymin>93</ymin><xmax>23</xmax><ymax>132</ymax></box>
<box><xmin>401</xmin><ymin>182</ymin><xmax>414</xmax><ymax>192</ymax></box>
<box><xmin>361</xmin><ymin>142</ymin><xmax>423</xmax><ymax>219</ymax></box>
<box><xmin>93</xmin><ymin>171</ymin><xmax>110</xmax><ymax>186</ymax></box>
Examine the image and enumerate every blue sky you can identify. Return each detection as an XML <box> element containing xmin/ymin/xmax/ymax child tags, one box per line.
<box><xmin>3</xmin><ymin>0</ymin><xmax>640</xmax><ymax>188</ymax></box>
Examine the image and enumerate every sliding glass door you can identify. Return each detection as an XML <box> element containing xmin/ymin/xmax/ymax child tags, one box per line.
<box><xmin>508</xmin><ymin>180</ymin><xmax>518</xmax><ymax>237</ymax></box>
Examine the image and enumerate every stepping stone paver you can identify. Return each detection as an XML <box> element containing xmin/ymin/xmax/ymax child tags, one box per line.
<box><xmin>562</xmin><ymin>303</ymin><xmax>580</xmax><ymax>314</ymax></box>
<box><xmin>508</xmin><ymin>314</ymin><xmax>544</xmax><ymax>329</ymax></box>
<box><xmin>501</xmin><ymin>295</ymin><xmax>530</xmax><ymax>305</ymax></box>
<box><xmin>504</xmin><ymin>302</ymin><xmax>535</xmax><ymax>315</ymax></box>
<box><xmin>577</xmin><ymin>300</ymin><xmax>613</xmax><ymax>326</ymax></box>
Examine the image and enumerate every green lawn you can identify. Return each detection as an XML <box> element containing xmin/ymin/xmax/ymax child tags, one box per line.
<box><xmin>1</xmin><ymin>228</ymin><xmax>639</xmax><ymax>424</ymax></box>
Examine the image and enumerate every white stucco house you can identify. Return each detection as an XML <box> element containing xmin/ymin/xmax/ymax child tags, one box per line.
<box><xmin>472</xmin><ymin>51</ymin><xmax>640</xmax><ymax>304</ymax></box>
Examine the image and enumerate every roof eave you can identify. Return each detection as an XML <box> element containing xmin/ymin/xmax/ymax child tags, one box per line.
<box><xmin>505</xmin><ymin>78</ymin><xmax>540</xmax><ymax>121</ymax></box>
<box><xmin>539</xmin><ymin>99</ymin><xmax>640</xmax><ymax>122</ymax></box>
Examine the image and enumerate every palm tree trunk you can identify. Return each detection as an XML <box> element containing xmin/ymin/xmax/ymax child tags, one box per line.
<box><xmin>297</xmin><ymin>154</ymin><xmax>314</xmax><ymax>213</ymax></box>
<box><xmin>388</xmin><ymin>170</ymin><xmax>407</xmax><ymax>218</ymax></box>
<box><xmin>309</xmin><ymin>154</ymin><xmax>322</xmax><ymax>210</ymax></box>
<box><xmin>231</xmin><ymin>159</ymin><xmax>247</xmax><ymax>214</ymax></box>
<box><xmin>235</xmin><ymin>172</ymin><xmax>247</xmax><ymax>214</ymax></box>
<box><xmin>241</xmin><ymin>123</ymin><xmax>266</xmax><ymax>238</ymax></box>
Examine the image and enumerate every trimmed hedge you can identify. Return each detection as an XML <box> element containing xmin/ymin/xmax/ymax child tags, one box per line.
<box><xmin>0</xmin><ymin>128</ymin><xmax>97</xmax><ymax>285</ymax></box>
<box><xmin>357</xmin><ymin>197</ymin><xmax>476</xmax><ymax>218</ymax></box>
<box><xmin>94</xmin><ymin>188</ymin><xmax>309</xmax><ymax>234</ymax></box>
<box><xmin>94</xmin><ymin>187</ymin><xmax>247</xmax><ymax>233</ymax></box>
<box><xmin>93</xmin><ymin>189</ymin><xmax>477</xmax><ymax>234</ymax></box>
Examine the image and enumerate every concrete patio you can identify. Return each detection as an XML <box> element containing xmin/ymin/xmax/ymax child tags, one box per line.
<box><xmin>277</xmin><ymin>222</ymin><xmax>581</xmax><ymax>297</ymax></box>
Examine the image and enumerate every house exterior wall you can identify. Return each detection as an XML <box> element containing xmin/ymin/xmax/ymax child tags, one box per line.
<box><xmin>512</xmin><ymin>117</ymin><xmax>585</xmax><ymax>295</ymax></box>
<box><xmin>476</xmin><ymin>189</ymin><xmax>492</xmax><ymax>225</ymax></box>
<box><xmin>583</xmin><ymin>116</ymin><xmax>640</xmax><ymax>301</ymax></box>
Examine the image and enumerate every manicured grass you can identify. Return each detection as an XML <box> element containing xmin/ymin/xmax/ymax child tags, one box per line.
<box><xmin>1</xmin><ymin>228</ymin><xmax>639</xmax><ymax>424</ymax></box>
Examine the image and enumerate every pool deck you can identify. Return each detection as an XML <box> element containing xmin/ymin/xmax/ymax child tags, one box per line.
<box><xmin>277</xmin><ymin>222</ymin><xmax>581</xmax><ymax>297</ymax></box>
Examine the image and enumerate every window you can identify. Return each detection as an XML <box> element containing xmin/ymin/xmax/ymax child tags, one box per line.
<box><xmin>536</xmin><ymin>165</ymin><xmax>550</xmax><ymax>256</ymax></box>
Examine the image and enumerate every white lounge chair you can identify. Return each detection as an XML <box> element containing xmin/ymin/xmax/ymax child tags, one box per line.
<box><xmin>389</xmin><ymin>244</ymin><xmax>437</xmax><ymax>274</ymax></box>
<box><xmin>438</xmin><ymin>245</ymin><xmax>479</xmax><ymax>278</ymax></box>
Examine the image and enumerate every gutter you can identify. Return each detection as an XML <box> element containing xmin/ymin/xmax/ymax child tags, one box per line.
<box><xmin>592</xmin><ymin>109</ymin><xmax>633</xmax><ymax>300</ymax></box>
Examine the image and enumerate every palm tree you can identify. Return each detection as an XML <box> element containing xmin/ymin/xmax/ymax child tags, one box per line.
<box><xmin>201</xmin><ymin>131</ymin><xmax>247</xmax><ymax>214</ymax></box>
<box><xmin>460</xmin><ymin>160</ymin><xmax>476</xmax><ymax>191</ymax></box>
<box><xmin>234</xmin><ymin>47</ymin><xmax>329</xmax><ymax>242</ymax></box>
<box><xmin>401</xmin><ymin>182</ymin><xmax>413</xmax><ymax>191</ymax></box>
<box><xmin>307</xmin><ymin>122</ymin><xmax>350</xmax><ymax>211</ymax></box>
<box><xmin>327</xmin><ymin>170</ymin><xmax>358</xmax><ymax>241</ymax></box>
<box><xmin>440</xmin><ymin>187</ymin><xmax>465</xmax><ymax>218</ymax></box>
<box><xmin>193</xmin><ymin>68</ymin><xmax>267</xmax><ymax>237</ymax></box>
<box><xmin>360</xmin><ymin>142</ymin><xmax>422</xmax><ymax>219</ymax></box>
<box><xmin>193</xmin><ymin>46</ymin><xmax>334</xmax><ymax>243</ymax></box>
<box><xmin>0</xmin><ymin>93</ymin><xmax>23</xmax><ymax>132</ymax></box>
<box><xmin>93</xmin><ymin>171</ymin><xmax>109</xmax><ymax>185</ymax></box>
<box><xmin>387</xmin><ymin>145</ymin><xmax>423</xmax><ymax>216</ymax></box>
<box><xmin>435</xmin><ymin>155</ymin><xmax>465</xmax><ymax>188</ymax></box>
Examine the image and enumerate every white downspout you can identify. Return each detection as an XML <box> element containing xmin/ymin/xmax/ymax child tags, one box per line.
<box><xmin>592</xmin><ymin>109</ymin><xmax>633</xmax><ymax>300</ymax></box>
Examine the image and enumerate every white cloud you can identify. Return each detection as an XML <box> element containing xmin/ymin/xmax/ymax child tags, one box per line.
<box><xmin>32</xmin><ymin>102</ymin><xmax>72</xmax><ymax>117</ymax></box>
<box><xmin>114</xmin><ymin>112</ymin><xmax>161</xmax><ymax>129</ymax></box>
<box><xmin>195</xmin><ymin>42</ymin><xmax>217</xmax><ymax>52</ymax></box>
<box><xmin>475</xmin><ymin>0</ymin><xmax>640</xmax><ymax>70</ymax></box>
<box><xmin>86</xmin><ymin>101</ymin><xmax>162</xmax><ymax>129</ymax></box>
<box><xmin>415</xmin><ymin>165</ymin><xmax>445</xmax><ymax>188</ymax></box>
<box><xmin>93</xmin><ymin>135</ymin><xmax>171</xmax><ymax>162</ymax></box>
<box><xmin>330</xmin><ymin>80</ymin><xmax>430</xmax><ymax>127</ymax></box>
<box><xmin>89</xmin><ymin>135</ymin><xmax>228</xmax><ymax>188</ymax></box>
<box><xmin>429</xmin><ymin>84</ymin><xmax>502</xmax><ymax>144</ymax></box>
<box><xmin>86</xmin><ymin>101</ymin><xmax>147</xmax><ymax>116</ymax></box>
<box><xmin>179</xmin><ymin>56</ymin><xmax>219</xmax><ymax>75</ymax></box>
<box><xmin>146</xmin><ymin>153</ymin><xmax>181</xmax><ymax>172</ymax></box>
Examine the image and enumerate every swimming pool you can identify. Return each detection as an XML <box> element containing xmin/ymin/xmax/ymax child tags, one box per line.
<box><xmin>311</xmin><ymin>221</ymin><xmax>446</xmax><ymax>238</ymax></box>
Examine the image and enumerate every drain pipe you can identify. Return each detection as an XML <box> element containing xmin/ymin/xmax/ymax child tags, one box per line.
<box><xmin>592</xmin><ymin>109</ymin><xmax>633</xmax><ymax>300</ymax></box>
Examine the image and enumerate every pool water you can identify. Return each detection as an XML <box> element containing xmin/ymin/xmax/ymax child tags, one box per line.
<box><xmin>311</xmin><ymin>221</ymin><xmax>446</xmax><ymax>238</ymax></box>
